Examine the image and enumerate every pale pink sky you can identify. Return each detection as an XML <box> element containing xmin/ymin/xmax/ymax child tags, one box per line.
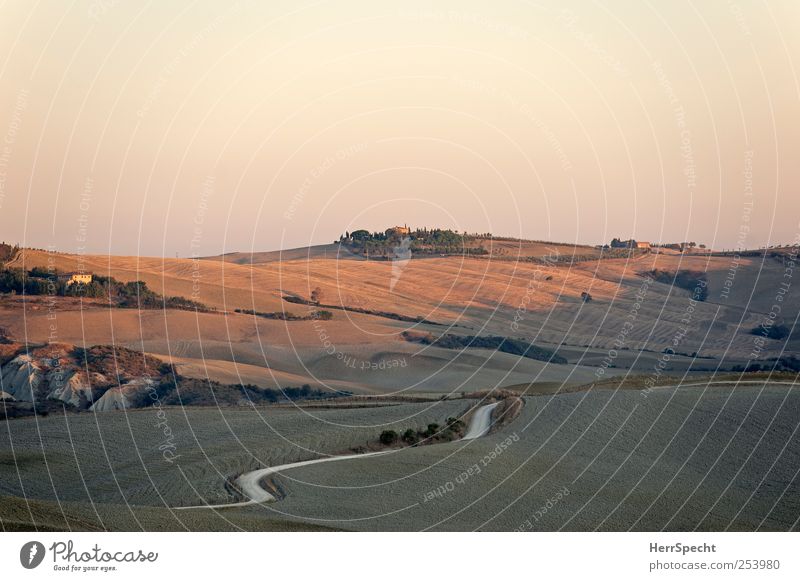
<box><xmin>0</xmin><ymin>1</ymin><xmax>798</xmax><ymax>256</ymax></box>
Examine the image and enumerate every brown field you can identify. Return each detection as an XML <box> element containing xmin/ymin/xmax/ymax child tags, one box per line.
<box><xmin>2</xmin><ymin>244</ymin><xmax>796</xmax><ymax>396</ymax></box>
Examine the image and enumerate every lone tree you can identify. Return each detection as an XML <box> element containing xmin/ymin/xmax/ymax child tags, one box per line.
<box><xmin>379</xmin><ymin>430</ymin><xmax>398</xmax><ymax>446</ymax></box>
<box><xmin>311</xmin><ymin>286</ymin><xmax>323</xmax><ymax>304</ymax></box>
<box><xmin>424</xmin><ymin>423</ymin><xmax>440</xmax><ymax>437</ymax></box>
<box><xmin>313</xmin><ymin>310</ymin><xmax>333</xmax><ymax>321</ymax></box>
<box><xmin>401</xmin><ymin>428</ymin><xmax>418</xmax><ymax>445</ymax></box>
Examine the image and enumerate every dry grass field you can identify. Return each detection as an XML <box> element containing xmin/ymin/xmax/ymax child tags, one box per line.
<box><xmin>6</xmin><ymin>245</ymin><xmax>800</xmax><ymax>378</ymax></box>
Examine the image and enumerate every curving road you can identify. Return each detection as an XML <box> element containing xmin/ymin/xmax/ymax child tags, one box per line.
<box><xmin>177</xmin><ymin>402</ymin><xmax>500</xmax><ymax>510</ymax></box>
<box><xmin>462</xmin><ymin>401</ymin><xmax>499</xmax><ymax>440</ymax></box>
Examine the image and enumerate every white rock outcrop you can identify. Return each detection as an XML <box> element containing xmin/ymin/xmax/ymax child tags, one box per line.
<box><xmin>90</xmin><ymin>378</ymin><xmax>154</xmax><ymax>412</ymax></box>
<box><xmin>0</xmin><ymin>355</ymin><xmax>43</xmax><ymax>402</ymax></box>
<box><xmin>1</xmin><ymin>345</ymin><xmax>157</xmax><ymax>412</ymax></box>
<box><xmin>47</xmin><ymin>371</ymin><xmax>98</xmax><ymax>407</ymax></box>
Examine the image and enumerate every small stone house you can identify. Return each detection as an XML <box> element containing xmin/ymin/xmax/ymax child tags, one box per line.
<box><xmin>385</xmin><ymin>225</ymin><xmax>411</xmax><ymax>237</ymax></box>
<box><xmin>57</xmin><ymin>272</ymin><xmax>93</xmax><ymax>286</ymax></box>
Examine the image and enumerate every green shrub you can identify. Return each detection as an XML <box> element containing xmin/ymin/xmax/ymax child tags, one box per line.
<box><xmin>401</xmin><ymin>429</ymin><xmax>418</xmax><ymax>444</ymax></box>
<box><xmin>401</xmin><ymin>331</ymin><xmax>568</xmax><ymax>364</ymax></box>
<box><xmin>379</xmin><ymin>430</ymin><xmax>399</xmax><ymax>445</ymax></box>
<box><xmin>445</xmin><ymin>417</ymin><xmax>465</xmax><ymax>432</ymax></box>
<box><xmin>750</xmin><ymin>323</ymin><xmax>792</xmax><ymax>341</ymax></box>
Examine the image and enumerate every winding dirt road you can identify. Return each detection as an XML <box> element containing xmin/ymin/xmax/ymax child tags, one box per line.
<box><xmin>177</xmin><ymin>402</ymin><xmax>499</xmax><ymax>510</ymax></box>
<box><xmin>462</xmin><ymin>402</ymin><xmax>499</xmax><ymax>439</ymax></box>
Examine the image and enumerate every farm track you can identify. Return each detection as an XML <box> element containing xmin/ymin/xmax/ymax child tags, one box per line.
<box><xmin>648</xmin><ymin>380</ymin><xmax>799</xmax><ymax>391</ymax></box>
<box><xmin>176</xmin><ymin>401</ymin><xmax>501</xmax><ymax>510</ymax></box>
<box><xmin>462</xmin><ymin>402</ymin><xmax>500</xmax><ymax>439</ymax></box>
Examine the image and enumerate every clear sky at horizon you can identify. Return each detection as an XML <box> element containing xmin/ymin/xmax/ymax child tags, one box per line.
<box><xmin>0</xmin><ymin>0</ymin><xmax>798</xmax><ymax>257</ymax></box>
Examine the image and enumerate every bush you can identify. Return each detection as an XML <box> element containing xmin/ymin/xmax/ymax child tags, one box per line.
<box><xmin>379</xmin><ymin>430</ymin><xmax>398</xmax><ymax>445</ymax></box>
<box><xmin>235</xmin><ymin>308</ymin><xmax>323</xmax><ymax>321</ymax></box>
<box><xmin>401</xmin><ymin>429</ymin><xmax>418</xmax><ymax>444</ymax></box>
<box><xmin>387</xmin><ymin>417</ymin><xmax>468</xmax><ymax>448</ymax></box>
<box><xmin>445</xmin><ymin>417</ymin><xmax>465</xmax><ymax>432</ymax></box>
<box><xmin>424</xmin><ymin>423</ymin><xmax>440</xmax><ymax>437</ymax></box>
<box><xmin>750</xmin><ymin>323</ymin><xmax>792</xmax><ymax>341</ymax></box>
<box><xmin>779</xmin><ymin>356</ymin><xmax>800</xmax><ymax>371</ymax></box>
<box><xmin>402</xmin><ymin>331</ymin><xmax>568</xmax><ymax>364</ymax></box>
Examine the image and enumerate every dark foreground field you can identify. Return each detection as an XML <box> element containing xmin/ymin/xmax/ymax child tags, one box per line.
<box><xmin>1</xmin><ymin>384</ymin><xmax>798</xmax><ymax>531</ymax></box>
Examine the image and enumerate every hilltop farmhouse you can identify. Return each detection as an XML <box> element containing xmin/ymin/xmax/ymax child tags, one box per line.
<box><xmin>385</xmin><ymin>225</ymin><xmax>411</xmax><ymax>237</ymax></box>
<box><xmin>609</xmin><ymin>238</ymin><xmax>651</xmax><ymax>250</ymax></box>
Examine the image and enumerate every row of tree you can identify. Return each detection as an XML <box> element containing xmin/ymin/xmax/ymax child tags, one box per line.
<box><xmin>0</xmin><ymin>267</ymin><xmax>211</xmax><ymax>311</ymax></box>
<box><xmin>379</xmin><ymin>416</ymin><xmax>467</xmax><ymax>447</ymax></box>
<box><xmin>339</xmin><ymin>228</ymin><xmax>489</xmax><ymax>257</ymax></box>
<box><xmin>0</xmin><ymin>242</ymin><xmax>19</xmax><ymax>263</ymax></box>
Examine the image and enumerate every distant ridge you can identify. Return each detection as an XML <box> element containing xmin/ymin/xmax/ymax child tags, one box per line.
<box><xmin>201</xmin><ymin>243</ymin><xmax>365</xmax><ymax>265</ymax></box>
